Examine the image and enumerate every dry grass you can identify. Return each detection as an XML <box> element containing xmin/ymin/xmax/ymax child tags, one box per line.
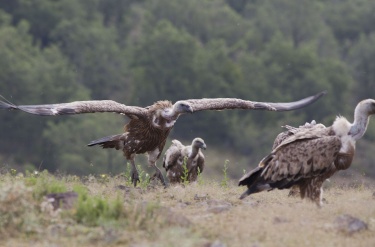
<box><xmin>0</xmin><ymin>171</ymin><xmax>374</xmax><ymax>247</ymax></box>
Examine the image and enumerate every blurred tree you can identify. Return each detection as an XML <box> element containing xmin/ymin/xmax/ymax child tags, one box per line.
<box><xmin>347</xmin><ymin>33</ymin><xmax>375</xmax><ymax>102</ymax></box>
<box><xmin>141</xmin><ymin>0</ymin><xmax>249</xmax><ymax>46</ymax></box>
<box><xmin>0</xmin><ymin>0</ymin><xmax>87</xmax><ymax>46</ymax></box>
<box><xmin>51</xmin><ymin>18</ymin><xmax>130</xmax><ymax>101</ymax></box>
<box><xmin>130</xmin><ymin>20</ymin><xmax>198</xmax><ymax>104</ymax></box>
<box><xmin>0</xmin><ymin>10</ymin><xmax>89</xmax><ymax>170</ymax></box>
<box><xmin>347</xmin><ymin>33</ymin><xmax>375</xmax><ymax>140</ymax></box>
<box><xmin>324</xmin><ymin>0</ymin><xmax>375</xmax><ymax>45</ymax></box>
<box><xmin>43</xmin><ymin>114</ymin><xmax>126</xmax><ymax>174</ymax></box>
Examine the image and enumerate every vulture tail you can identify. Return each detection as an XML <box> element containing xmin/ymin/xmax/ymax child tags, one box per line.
<box><xmin>238</xmin><ymin>166</ymin><xmax>271</xmax><ymax>199</ymax></box>
<box><xmin>88</xmin><ymin>134</ymin><xmax>124</xmax><ymax>150</ymax></box>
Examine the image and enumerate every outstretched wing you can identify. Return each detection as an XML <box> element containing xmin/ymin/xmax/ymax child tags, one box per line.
<box><xmin>0</xmin><ymin>98</ymin><xmax>147</xmax><ymax>118</ymax></box>
<box><xmin>182</xmin><ymin>91</ymin><xmax>326</xmax><ymax>112</ymax></box>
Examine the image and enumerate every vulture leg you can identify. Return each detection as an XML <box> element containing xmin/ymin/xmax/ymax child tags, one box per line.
<box><xmin>129</xmin><ymin>157</ymin><xmax>140</xmax><ymax>187</ymax></box>
<box><xmin>148</xmin><ymin>149</ymin><xmax>166</xmax><ymax>186</ymax></box>
<box><xmin>288</xmin><ymin>185</ymin><xmax>300</xmax><ymax>197</ymax></box>
<box><xmin>299</xmin><ymin>179</ymin><xmax>324</xmax><ymax>207</ymax></box>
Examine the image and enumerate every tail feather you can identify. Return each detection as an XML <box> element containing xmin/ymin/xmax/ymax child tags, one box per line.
<box><xmin>239</xmin><ymin>183</ymin><xmax>271</xmax><ymax>199</ymax></box>
<box><xmin>238</xmin><ymin>166</ymin><xmax>263</xmax><ymax>186</ymax></box>
<box><xmin>238</xmin><ymin>166</ymin><xmax>269</xmax><ymax>199</ymax></box>
<box><xmin>88</xmin><ymin>134</ymin><xmax>124</xmax><ymax>150</ymax></box>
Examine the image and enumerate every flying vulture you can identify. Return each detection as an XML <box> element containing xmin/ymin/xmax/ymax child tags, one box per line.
<box><xmin>162</xmin><ymin>138</ymin><xmax>206</xmax><ymax>184</ymax></box>
<box><xmin>0</xmin><ymin>91</ymin><xmax>325</xmax><ymax>186</ymax></box>
<box><xmin>239</xmin><ymin>99</ymin><xmax>375</xmax><ymax>206</ymax></box>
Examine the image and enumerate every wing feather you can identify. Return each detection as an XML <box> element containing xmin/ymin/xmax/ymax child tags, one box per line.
<box><xmin>0</xmin><ymin>99</ymin><xmax>147</xmax><ymax>117</ymax></box>
<box><xmin>239</xmin><ymin>136</ymin><xmax>341</xmax><ymax>194</ymax></box>
<box><xmin>183</xmin><ymin>91</ymin><xmax>326</xmax><ymax>112</ymax></box>
<box><xmin>271</xmin><ymin>125</ymin><xmax>333</xmax><ymax>154</ymax></box>
<box><xmin>162</xmin><ymin>141</ymin><xmax>183</xmax><ymax>170</ymax></box>
<box><xmin>262</xmin><ymin>136</ymin><xmax>341</xmax><ymax>185</ymax></box>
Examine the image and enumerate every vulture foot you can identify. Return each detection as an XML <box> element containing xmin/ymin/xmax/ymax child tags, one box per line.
<box><xmin>131</xmin><ymin>170</ymin><xmax>140</xmax><ymax>187</ymax></box>
<box><xmin>151</xmin><ymin>170</ymin><xmax>166</xmax><ymax>187</ymax></box>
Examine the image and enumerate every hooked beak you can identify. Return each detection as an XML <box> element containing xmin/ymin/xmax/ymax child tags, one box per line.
<box><xmin>187</xmin><ymin>105</ymin><xmax>193</xmax><ymax>114</ymax></box>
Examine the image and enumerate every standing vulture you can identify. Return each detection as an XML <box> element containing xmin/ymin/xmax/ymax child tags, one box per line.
<box><xmin>0</xmin><ymin>91</ymin><xmax>325</xmax><ymax>186</ymax></box>
<box><xmin>162</xmin><ymin>138</ymin><xmax>206</xmax><ymax>184</ymax></box>
<box><xmin>239</xmin><ymin>99</ymin><xmax>375</xmax><ymax>206</ymax></box>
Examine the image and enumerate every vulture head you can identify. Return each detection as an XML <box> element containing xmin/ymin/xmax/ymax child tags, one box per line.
<box><xmin>173</xmin><ymin>101</ymin><xmax>193</xmax><ymax>114</ymax></box>
<box><xmin>192</xmin><ymin>137</ymin><xmax>207</xmax><ymax>150</ymax></box>
<box><xmin>349</xmin><ymin>99</ymin><xmax>375</xmax><ymax>140</ymax></box>
<box><xmin>364</xmin><ymin>99</ymin><xmax>375</xmax><ymax>115</ymax></box>
<box><xmin>159</xmin><ymin>101</ymin><xmax>193</xmax><ymax>123</ymax></box>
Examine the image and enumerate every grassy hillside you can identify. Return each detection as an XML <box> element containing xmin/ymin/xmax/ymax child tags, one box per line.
<box><xmin>0</xmin><ymin>170</ymin><xmax>374</xmax><ymax>247</ymax></box>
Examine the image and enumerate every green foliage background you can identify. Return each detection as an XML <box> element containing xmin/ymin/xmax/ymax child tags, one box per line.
<box><xmin>0</xmin><ymin>0</ymin><xmax>374</xmax><ymax>178</ymax></box>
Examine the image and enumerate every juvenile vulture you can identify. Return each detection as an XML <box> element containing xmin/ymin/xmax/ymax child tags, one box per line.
<box><xmin>0</xmin><ymin>91</ymin><xmax>325</xmax><ymax>186</ymax></box>
<box><xmin>162</xmin><ymin>138</ymin><xmax>206</xmax><ymax>184</ymax></box>
<box><xmin>239</xmin><ymin>99</ymin><xmax>375</xmax><ymax>206</ymax></box>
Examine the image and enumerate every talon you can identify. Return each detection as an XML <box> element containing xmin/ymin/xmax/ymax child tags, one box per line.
<box><xmin>150</xmin><ymin>171</ymin><xmax>166</xmax><ymax>186</ymax></box>
<box><xmin>131</xmin><ymin>171</ymin><xmax>140</xmax><ymax>187</ymax></box>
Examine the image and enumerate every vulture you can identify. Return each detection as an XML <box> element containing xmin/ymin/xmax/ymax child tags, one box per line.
<box><xmin>239</xmin><ymin>99</ymin><xmax>375</xmax><ymax>206</ymax></box>
<box><xmin>162</xmin><ymin>138</ymin><xmax>207</xmax><ymax>184</ymax></box>
<box><xmin>0</xmin><ymin>91</ymin><xmax>325</xmax><ymax>186</ymax></box>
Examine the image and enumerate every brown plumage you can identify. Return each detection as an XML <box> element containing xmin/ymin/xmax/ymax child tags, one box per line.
<box><xmin>0</xmin><ymin>91</ymin><xmax>325</xmax><ymax>186</ymax></box>
<box><xmin>162</xmin><ymin>138</ymin><xmax>206</xmax><ymax>184</ymax></box>
<box><xmin>272</xmin><ymin>121</ymin><xmax>328</xmax><ymax>197</ymax></box>
<box><xmin>239</xmin><ymin>99</ymin><xmax>375</xmax><ymax>206</ymax></box>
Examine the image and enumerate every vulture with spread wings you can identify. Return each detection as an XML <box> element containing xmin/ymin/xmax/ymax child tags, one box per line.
<box><xmin>0</xmin><ymin>91</ymin><xmax>325</xmax><ymax>186</ymax></box>
<box><xmin>239</xmin><ymin>99</ymin><xmax>375</xmax><ymax>206</ymax></box>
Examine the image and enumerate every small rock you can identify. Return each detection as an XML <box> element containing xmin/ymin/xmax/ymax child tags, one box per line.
<box><xmin>45</xmin><ymin>191</ymin><xmax>78</xmax><ymax>210</ymax></box>
<box><xmin>333</xmin><ymin>214</ymin><xmax>368</xmax><ymax>235</ymax></box>
<box><xmin>372</xmin><ymin>192</ymin><xmax>375</xmax><ymax>199</ymax></box>
<box><xmin>273</xmin><ymin>217</ymin><xmax>290</xmax><ymax>224</ymax></box>
<box><xmin>194</xmin><ymin>194</ymin><xmax>209</xmax><ymax>201</ymax></box>
<box><xmin>116</xmin><ymin>185</ymin><xmax>130</xmax><ymax>191</ymax></box>
<box><xmin>207</xmin><ymin>205</ymin><xmax>231</xmax><ymax>214</ymax></box>
<box><xmin>242</xmin><ymin>200</ymin><xmax>260</xmax><ymax>207</ymax></box>
<box><xmin>160</xmin><ymin>207</ymin><xmax>192</xmax><ymax>227</ymax></box>
<box><xmin>204</xmin><ymin>240</ymin><xmax>227</xmax><ymax>247</ymax></box>
<box><xmin>206</xmin><ymin>200</ymin><xmax>231</xmax><ymax>207</ymax></box>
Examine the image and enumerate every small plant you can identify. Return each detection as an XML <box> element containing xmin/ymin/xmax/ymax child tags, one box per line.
<box><xmin>125</xmin><ymin>201</ymin><xmax>163</xmax><ymax>231</ymax></box>
<box><xmin>137</xmin><ymin>164</ymin><xmax>150</xmax><ymax>188</ymax></box>
<box><xmin>197</xmin><ymin>167</ymin><xmax>204</xmax><ymax>186</ymax></box>
<box><xmin>0</xmin><ymin>181</ymin><xmax>40</xmax><ymax>236</ymax></box>
<box><xmin>98</xmin><ymin>173</ymin><xmax>109</xmax><ymax>184</ymax></box>
<box><xmin>220</xmin><ymin>160</ymin><xmax>229</xmax><ymax>188</ymax></box>
<box><xmin>28</xmin><ymin>170</ymin><xmax>67</xmax><ymax>200</ymax></box>
<box><xmin>9</xmin><ymin>169</ymin><xmax>17</xmax><ymax>176</ymax></box>
<box><xmin>181</xmin><ymin>157</ymin><xmax>189</xmax><ymax>185</ymax></box>
<box><xmin>123</xmin><ymin>162</ymin><xmax>133</xmax><ymax>186</ymax></box>
<box><xmin>73</xmin><ymin>185</ymin><xmax>125</xmax><ymax>227</ymax></box>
